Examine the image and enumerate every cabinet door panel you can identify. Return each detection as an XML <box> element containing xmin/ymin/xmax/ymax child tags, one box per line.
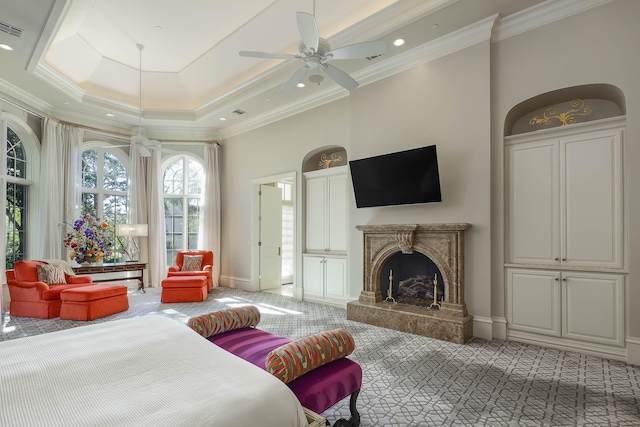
<box><xmin>506</xmin><ymin>269</ymin><xmax>561</xmax><ymax>336</ymax></box>
<box><xmin>562</xmin><ymin>272</ymin><xmax>624</xmax><ymax>346</ymax></box>
<box><xmin>303</xmin><ymin>256</ymin><xmax>324</xmax><ymax>298</ymax></box>
<box><xmin>507</xmin><ymin>141</ymin><xmax>559</xmax><ymax>264</ymax></box>
<box><xmin>327</xmin><ymin>174</ymin><xmax>348</xmax><ymax>252</ymax></box>
<box><xmin>306</xmin><ymin>178</ymin><xmax>327</xmax><ymax>251</ymax></box>
<box><xmin>561</xmin><ymin>130</ymin><xmax>623</xmax><ymax>268</ymax></box>
<box><xmin>324</xmin><ymin>258</ymin><xmax>346</xmax><ymax>300</ymax></box>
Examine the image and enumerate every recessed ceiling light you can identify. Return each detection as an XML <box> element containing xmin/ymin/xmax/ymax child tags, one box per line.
<box><xmin>265</xmin><ymin>98</ymin><xmax>270</xmax><ymax>102</ymax></box>
<box><xmin>106</xmin><ymin>113</ymin><xmax>115</xmax><ymax>117</ymax></box>
<box><xmin>297</xmin><ymin>83</ymin><xmax>306</xmax><ymax>88</ymax></box>
<box><xmin>156</xmin><ymin>26</ymin><xmax>163</xmax><ymax>30</ymax></box>
<box><xmin>219</xmin><ymin>117</ymin><xmax>226</xmax><ymax>121</ymax></box>
<box><xmin>62</xmin><ymin>101</ymin><xmax>69</xmax><ymax>105</ymax></box>
<box><xmin>431</xmin><ymin>24</ymin><xmax>439</xmax><ymax>30</ymax></box>
<box><xmin>0</xmin><ymin>43</ymin><xmax>14</xmax><ymax>51</ymax></box>
<box><xmin>393</xmin><ymin>39</ymin><xmax>405</xmax><ymax>47</ymax></box>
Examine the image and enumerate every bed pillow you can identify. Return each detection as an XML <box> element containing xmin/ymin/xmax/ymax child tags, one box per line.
<box><xmin>36</xmin><ymin>264</ymin><xmax>67</xmax><ymax>286</ymax></box>
<box><xmin>181</xmin><ymin>255</ymin><xmax>204</xmax><ymax>271</ymax></box>
<box><xmin>265</xmin><ymin>328</ymin><xmax>355</xmax><ymax>384</ymax></box>
<box><xmin>187</xmin><ymin>305</ymin><xmax>261</xmax><ymax>337</ymax></box>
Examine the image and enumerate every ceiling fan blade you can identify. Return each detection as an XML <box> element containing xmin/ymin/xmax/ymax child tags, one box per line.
<box><xmin>328</xmin><ymin>40</ymin><xmax>387</xmax><ymax>60</ymax></box>
<box><xmin>240</xmin><ymin>51</ymin><xmax>298</xmax><ymax>60</ymax></box>
<box><xmin>143</xmin><ymin>139</ymin><xmax>162</xmax><ymax>146</ymax></box>
<box><xmin>297</xmin><ymin>12</ymin><xmax>319</xmax><ymax>53</ymax></box>
<box><xmin>279</xmin><ymin>64</ymin><xmax>311</xmax><ymax>92</ymax></box>
<box><xmin>321</xmin><ymin>64</ymin><xmax>359</xmax><ymax>90</ymax></box>
<box><xmin>137</xmin><ymin>145</ymin><xmax>152</xmax><ymax>157</ymax></box>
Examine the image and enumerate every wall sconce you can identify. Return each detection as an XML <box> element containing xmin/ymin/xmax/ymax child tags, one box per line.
<box><xmin>116</xmin><ymin>224</ymin><xmax>148</xmax><ymax>262</ymax></box>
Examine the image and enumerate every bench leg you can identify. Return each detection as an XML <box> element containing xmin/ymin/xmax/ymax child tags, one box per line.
<box><xmin>332</xmin><ymin>390</ymin><xmax>360</xmax><ymax>427</ymax></box>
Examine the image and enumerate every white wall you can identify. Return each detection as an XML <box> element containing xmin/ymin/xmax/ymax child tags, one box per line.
<box><xmin>220</xmin><ymin>98</ymin><xmax>350</xmax><ymax>288</ymax></box>
<box><xmin>491</xmin><ymin>0</ymin><xmax>640</xmax><ymax>355</ymax></box>
<box><xmin>347</xmin><ymin>41</ymin><xmax>492</xmax><ymax>320</ymax></box>
<box><xmin>218</xmin><ymin>0</ymin><xmax>640</xmax><ymax>361</ymax></box>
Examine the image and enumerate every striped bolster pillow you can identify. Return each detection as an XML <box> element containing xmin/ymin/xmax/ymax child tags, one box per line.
<box><xmin>187</xmin><ymin>305</ymin><xmax>261</xmax><ymax>337</ymax></box>
<box><xmin>265</xmin><ymin>328</ymin><xmax>355</xmax><ymax>383</ymax></box>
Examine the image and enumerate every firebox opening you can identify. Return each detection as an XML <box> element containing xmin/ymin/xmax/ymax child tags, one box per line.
<box><xmin>381</xmin><ymin>252</ymin><xmax>444</xmax><ymax>308</ymax></box>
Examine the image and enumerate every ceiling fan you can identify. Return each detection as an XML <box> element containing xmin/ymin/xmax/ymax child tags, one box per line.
<box><xmin>240</xmin><ymin>10</ymin><xmax>387</xmax><ymax>92</ymax></box>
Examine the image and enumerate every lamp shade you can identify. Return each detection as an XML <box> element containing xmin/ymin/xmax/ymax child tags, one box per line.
<box><xmin>116</xmin><ymin>224</ymin><xmax>148</xmax><ymax>237</ymax></box>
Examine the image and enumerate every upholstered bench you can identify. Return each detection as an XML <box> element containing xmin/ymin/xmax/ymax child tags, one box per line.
<box><xmin>59</xmin><ymin>284</ymin><xmax>129</xmax><ymax>321</ymax></box>
<box><xmin>161</xmin><ymin>275</ymin><xmax>208</xmax><ymax>303</ymax></box>
<box><xmin>188</xmin><ymin>306</ymin><xmax>362</xmax><ymax>427</ymax></box>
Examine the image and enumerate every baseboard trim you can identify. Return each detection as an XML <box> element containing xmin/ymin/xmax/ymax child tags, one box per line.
<box><xmin>508</xmin><ymin>330</ymin><xmax>627</xmax><ymax>362</ymax></box>
<box><xmin>472</xmin><ymin>316</ymin><xmax>493</xmax><ymax>341</ymax></box>
<box><xmin>492</xmin><ymin>317</ymin><xmax>508</xmax><ymax>340</ymax></box>
<box><xmin>626</xmin><ymin>337</ymin><xmax>640</xmax><ymax>366</ymax></box>
<box><xmin>219</xmin><ymin>275</ymin><xmax>254</xmax><ymax>291</ymax></box>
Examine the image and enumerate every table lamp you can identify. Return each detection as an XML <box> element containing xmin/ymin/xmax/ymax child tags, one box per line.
<box><xmin>116</xmin><ymin>224</ymin><xmax>148</xmax><ymax>262</ymax></box>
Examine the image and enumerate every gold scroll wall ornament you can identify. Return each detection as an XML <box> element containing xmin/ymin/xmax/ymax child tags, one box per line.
<box><xmin>529</xmin><ymin>98</ymin><xmax>592</xmax><ymax>127</ymax></box>
<box><xmin>319</xmin><ymin>153</ymin><xmax>343</xmax><ymax>169</ymax></box>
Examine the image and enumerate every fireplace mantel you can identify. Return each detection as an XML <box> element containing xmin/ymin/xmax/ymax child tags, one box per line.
<box><xmin>347</xmin><ymin>223</ymin><xmax>473</xmax><ymax>344</ymax></box>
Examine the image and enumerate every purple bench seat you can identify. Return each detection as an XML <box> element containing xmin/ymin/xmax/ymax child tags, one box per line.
<box><xmin>208</xmin><ymin>327</ymin><xmax>362</xmax><ymax>427</ymax></box>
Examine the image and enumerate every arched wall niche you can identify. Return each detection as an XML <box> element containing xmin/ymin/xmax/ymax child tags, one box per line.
<box><xmin>504</xmin><ymin>83</ymin><xmax>626</xmax><ymax>136</ymax></box>
<box><xmin>301</xmin><ymin>145</ymin><xmax>347</xmax><ymax>173</ymax></box>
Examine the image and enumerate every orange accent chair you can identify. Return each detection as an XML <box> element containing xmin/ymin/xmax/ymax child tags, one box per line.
<box><xmin>167</xmin><ymin>250</ymin><xmax>215</xmax><ymax>292</ymax></box>
<box><xmin>6</xmin><ymin>260</ymin><xmax>94</xmax><ymax>319</ymax></box>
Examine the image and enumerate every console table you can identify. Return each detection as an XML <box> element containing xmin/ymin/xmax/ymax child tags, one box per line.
<box><xmin>71</xmin><ymin>262</ymin><xmax>147</xmax><ymax>292</ymax></box>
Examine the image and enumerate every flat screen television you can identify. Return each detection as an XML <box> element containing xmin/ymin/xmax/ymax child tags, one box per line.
<box><xmin>349</xmin><ymin>145</ymin><xmax>442</xmax><ymax>208</ymax></box>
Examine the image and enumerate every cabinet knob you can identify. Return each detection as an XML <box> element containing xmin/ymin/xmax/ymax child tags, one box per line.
<box><xmin>554</xmin><ymin>258</ymin><xmax>559</xmax><ymax>261</ymax></box>
<box><xmin>554</xmin><ymin>277</ymin><xmax>559</xmax><ymax>281</ymax></box>
<box><xmin>562</xmin><ymin>278</ymin><xmax>567</xmax><ymax>282</ymax></box>
<box><xmin>562</xmin><ymin>258</ymin><xmax>567</xmax><ymax>261</ymax></box>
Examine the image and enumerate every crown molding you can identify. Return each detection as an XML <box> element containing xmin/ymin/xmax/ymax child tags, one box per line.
<box><xmin>0</xmin><ymin>80</ymin><xmax>54</xmax><ymax>116</ymax></box>
<box><xmin>220</xmin><ymin>13</ymin><xmax>498</xmax><ymax>139</ymax></box>
<box><xmin>32</xmin><ymin>62</ymin><xmax>85</xmax><ymax>102</ymax></box>
<box><xmin>492</xmin><ymin>0</ymin><xmax>615</xmax><ymax>42</ymax></box>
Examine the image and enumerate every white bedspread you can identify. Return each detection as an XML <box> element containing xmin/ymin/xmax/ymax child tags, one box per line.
<box><xmin>0</xmin><ymin>316</ymin><xmax>307</xmax><ymax>427</ymax></box>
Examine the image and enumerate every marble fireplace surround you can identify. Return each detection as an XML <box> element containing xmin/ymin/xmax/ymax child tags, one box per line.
<box><xmin>347</xmin><ymin>223</ymin><xmax>473</xmax><ymax>344</ymax></box>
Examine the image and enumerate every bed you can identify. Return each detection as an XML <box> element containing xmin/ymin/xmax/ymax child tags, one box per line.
<box><xmin>0</xmin><ymin>315</ymin><xmax>309</xmax><ymax>427</ymax></box>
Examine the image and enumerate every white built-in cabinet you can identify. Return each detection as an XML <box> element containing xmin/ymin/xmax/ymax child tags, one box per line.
<box><xmin>303</xmin><ymin>166</ymin><xmax>348</xmax><ymax>304</ymax></box>
<box><xmin>305</xmin><ymin>166</ymin><xmax>348</xmax><ymax>253</ymax></box>
<box><xmin>505</xmin><ymin>117</ymin><xmax>627</xmax><ymax>358</ymax></box>
<box><xmin>302</xmin><ymin>255</ymin><xmax>347</xmax><ymax>304</ymax></box>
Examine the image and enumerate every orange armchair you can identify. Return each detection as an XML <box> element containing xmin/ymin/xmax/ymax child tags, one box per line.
<box><xmin>167</xmin><ymin>250</ymin><xmax>215</xmax><ymax>292</ymax></box>
<box><xmin>6</xmin><ymin>260</ymin><xmax>94</xmax><ymax>318</ymax></box>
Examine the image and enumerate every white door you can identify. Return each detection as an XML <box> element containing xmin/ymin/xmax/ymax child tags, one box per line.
<box><xmin>306</xmin><ymin>177</ymin><xmax>327</xmax><ymax>252</ymax></box>
<box><xmin>259</xmin><ymin>185</ymin><xmax>282</xmax><ymax>290</ymax></box>
<box><xmin>560</xmin><ymin>129</ymin><xmax>623</xmax><ymax>268</ymax></box>
<box><xmin>506</xmin><ymin>139</ymin><xmax>559</xmax><ymax>265</ymax></box>
<box><xmin>562</xmin><ymin>271</ymin><xmax>624</xmax><ymax>346</ymax></box>
<box><xmin>302</xmin><ymin>255</ymin><xmax>324</xmax><ymax>298</ymax></box>
<box><xmin>506</xmin><ymin>268</ymin><xmax>561</xmax><ymax>337</ymax></box>
<box><xmin>324</xmin><ymin>257</ymin><xmax>347</xmax><ymax>301</ymax></box>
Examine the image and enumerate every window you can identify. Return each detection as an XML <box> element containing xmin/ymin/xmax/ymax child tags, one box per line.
<box><xmin>163</xmin><ymin>155</ymin><xmax>204</xmax><ymax>263</ymax></box>
<box><xmin>4</xmin><ymin>127</ymin><xmax>30</xmax><ymax>268</ymax></box>
<box><xmin>80</xmin><ymin>147</ymin><xmax>128</xmax><ymax>262</ymax></box>
<box><xmin>277</xmin><ymin>182</ymin><xmax>294</xmax><ymax>282</ymax></box>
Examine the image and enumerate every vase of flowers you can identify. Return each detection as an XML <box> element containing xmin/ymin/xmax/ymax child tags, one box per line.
<box><xmin>63</xmin><ymin>214</ymin><xmax>110</xmax><ymax>265</ymax></box>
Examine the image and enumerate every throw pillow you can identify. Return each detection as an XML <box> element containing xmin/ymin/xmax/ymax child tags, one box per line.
<box><xmin>187</xmin><ymin>305</ymin><xmax>261</xmax><ymax>338</ymax></box>
<box><xmin>36</xmin><ymin>264</ymin><xmax>67</xmax><ymax>286</ymax></box>
<box><xmin>181</xmin><ymin>255</ymin><xmax>204</xmax><ymax>271</ymax></box>
<box><xmin>265</xmin><ymin>328</ymin><xmax>355</xmax><ymax>384</ymax></box>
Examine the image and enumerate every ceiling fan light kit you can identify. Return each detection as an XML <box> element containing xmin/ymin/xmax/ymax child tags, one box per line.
<box><xmin>240</xmin><ymin>11</ymin><xmax>386</xmax><ymax>93</ymax></box>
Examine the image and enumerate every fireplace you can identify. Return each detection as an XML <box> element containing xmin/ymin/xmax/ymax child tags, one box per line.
<box><xmin>347</xmin><ymin>223</ymin><xmax>473</xmax><ymax>344</ymax></box>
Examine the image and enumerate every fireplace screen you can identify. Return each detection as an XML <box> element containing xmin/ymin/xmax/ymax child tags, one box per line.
<box><xmin>381</xmin><ymin>252</ymin><xmax>444</xmax><ymax>308</ymax></box>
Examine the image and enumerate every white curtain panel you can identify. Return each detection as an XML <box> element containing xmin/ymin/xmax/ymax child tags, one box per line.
<box><xmin>147</xmin><ymin>149</ymin><xmax>167</xmax><ymax>286</ymax></box>
<box><xmin>128</xmin><ymin>149</ymin><xmax>149</xmax><ymax>263</ymax></box>
<box><xmin>198</xmin><ymin>143</ymin><xmax>221</xmax><ymax>284</ymax></box>
<box><xmin>40</xmin><ymin>119</ymin><xmax>82</xmax><ymax>259</ymax></box>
